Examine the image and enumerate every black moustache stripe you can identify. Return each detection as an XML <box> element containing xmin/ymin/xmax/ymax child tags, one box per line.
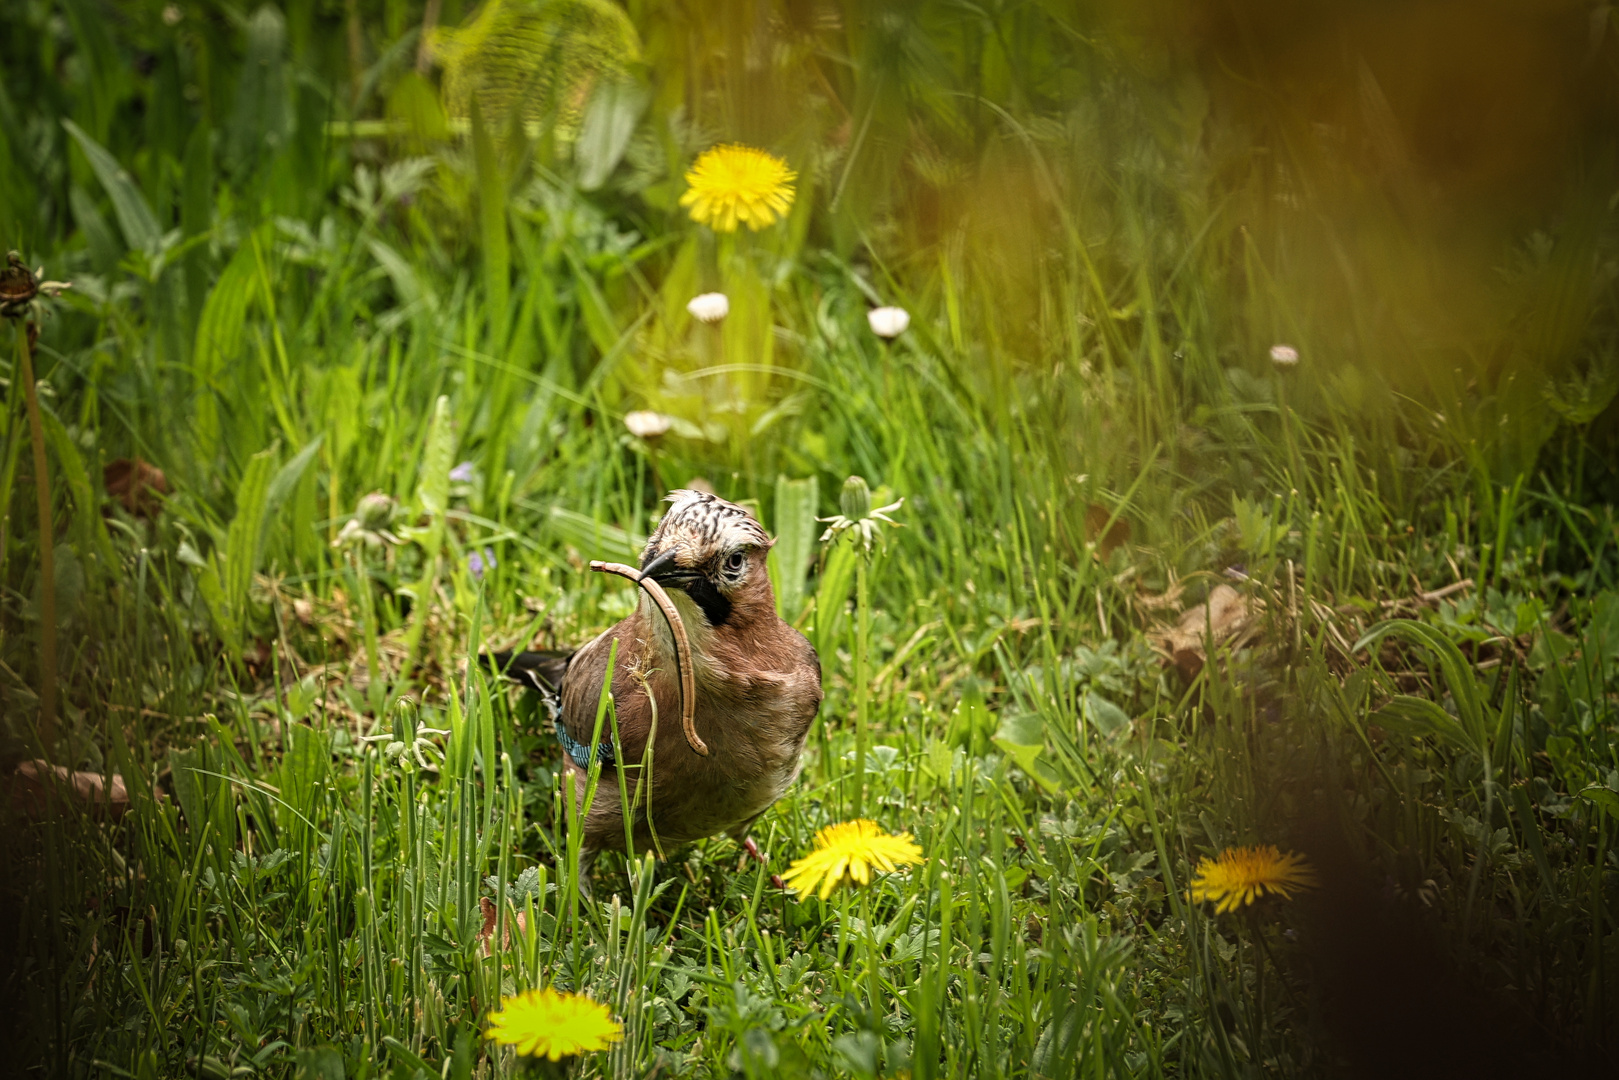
<box><xmin>684</xmin><ymin>576</ymin><xmax>733</xmax><ymax>627</ymax></box>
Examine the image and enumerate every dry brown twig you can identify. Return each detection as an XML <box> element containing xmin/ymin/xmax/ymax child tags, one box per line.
<box><xmin>590</xmin><ymin>560</ymin><xmax>707</xmax><ymax>757</ymax></box>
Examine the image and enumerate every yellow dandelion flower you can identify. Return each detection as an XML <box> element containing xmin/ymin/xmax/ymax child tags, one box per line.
<box><xmin>484</xmin><ymin>987</ymin><xmax>623</xmax><ymax>1061</ymax></box>
<box><xmin>679</xmin><ymin>144</ymin><xmax>796</xmax><ymax>232</ymax></box>
<box><xmin>1188</xmin><ymin>844</ymin><xmax>1318</xmax><ymax>914</ymax></box>
<box><xmin>782</xmin><ymin>819</ymin><xmax>923</xmax><ymax>900</ymax></box>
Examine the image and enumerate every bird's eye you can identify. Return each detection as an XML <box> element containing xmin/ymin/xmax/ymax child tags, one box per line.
<box><xmin>725</xmin><ymin>551</ymin><xmax>747</xmax><ymax>573</ymax></box>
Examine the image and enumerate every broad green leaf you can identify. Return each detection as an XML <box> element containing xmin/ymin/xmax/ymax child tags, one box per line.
<box><xmin>995</xmin><ymin>711</ymin><xmax>1044</xmax><ymax>747</ymax></box>
<box><xmin>1579</xmin><ymin>785</ymin><xmax>1619</xmax><ymax>822</ymax></box>
<box><xmin>217</xmin><ymin>446</ymin><xmax>278</xmax><ymax>651</ymax></box>
<box><xmin>168</xmin><ymin>746</ymin><xmax>205</xmax><ymax>831</ymax></box>
<box><xmin>369</xmin><ymin>238</ymin><xmax>434</xmax><ymax>313</ymax></box>
<box><xmin>1586</xmin><ymin>591</ymin><xmax>1619</xmax><ymax>662</ymax></box>
<box><xmin>401</xmin><ymin>397</ymin><xmax>456</xmax><ymax>676</ymax></box>
<box><xmin>946</xmin><ymin>695</ymin><xmax>996</xmax><ymax>755</ymax></box>
<box><xmin>471</xmin><ymin>100</ymin><xmax>510</xmax><ymax>349</ymax></box>
<box><xmin>192</xmin><ymin>241</ymin><xmax>260</xmax><ymax>463</ymax></box>
<box><xmin>921</xmin><ymin>737</ymin><xmax>954</xmax><ymax>781</ymax></box>
<box><xmin>40</xmin><ymin>406</ymin><xmax>117</xmax><ymax>571</ymax></box>
<box><xmin>195</xmin><ymin>556</ymin><xmax>231</xmax><ymax>645</ymax></box>
<box><xmin>576</xmin><ymin>77</ymin><xmax>649</xmax><ymax>190</ymax></box>
<box><xmin>547</xmin><ymin>506</ymin><xmax>643</xmax><ymax>566</ymax></box>
<box><xmin>417</xmin><ymin>398</ymin><xmax>456</xmax><ymax>518</ymax></box>
<box><xmin>1083</xmin><ymin>692</ymin><xmax>1131</xmax><ymax>737</ymax></box>
<box><xmin>264</xmin><ymin>436</ymin><xmax>324</xmax><ymax>569</ymax></box>
<box><xmin>1369</xmin><ymin>695</ymin><xmax>1475</xmax><ymax>755</ymax></box>
<box><xmin>62</xmin><ymin>119</ymin><xmax>160</xmax><ymax>253</ymax></box>
<box><xmin>814</xmin><ymin>536</ymin><xmax>858</xmax><ymax>660</ymax></box>
<box><xmin>69</xmin><ymin>185</ymin><xmax>121</xmax><ymax>273</ymax></box>
<box><xmin>1355</xmin><ymin>619</ymin><xmax>1487</xmax><ymax>748</ymax></box>
<box><xmin>564</xmin><ymin>247</ymin><xmax>620</xmax><ymax>357</ymax></box>
<box><xmin>181</xmin><ymin>122</ymin><xmax>214</xmax><ymax>329</ymax></box>
<box><xmin>1528</xmin><ymin>627</ymin><xmax>1577</xmax><ymax>669</ymax></box>
<box><xmin>227</xmin><ymin>4</ymin><xmax>290</xmax><ymax>172</ymax></box>
<box><xmin>58</xmin><ymin>0</ymin><xmax>124</xmax><ymax>143</ymax></box>
<box><xmin>993</xmin><ymin>712</ymin><xmax>1058</xmax><ymax>792</ymax></box>
<box><xmin>265</xmin><ymin>436</ymin><xmax>324</xmax><ymax>521</ymax></box>
<box><xmin>276</xmin><ymin>725</ymin><xmax>329</xmax><ymax>837</ymax></box>
<box><xmin>767</xmin><ymin>474</ymin><xmax>819</xmax><ymax>621</ymax></box>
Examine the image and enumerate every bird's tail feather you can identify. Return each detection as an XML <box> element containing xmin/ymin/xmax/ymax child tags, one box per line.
<box><xmin>480</xmin><ymin>650</ymin><xmax>572</xmax><ymax>695</ymax></box>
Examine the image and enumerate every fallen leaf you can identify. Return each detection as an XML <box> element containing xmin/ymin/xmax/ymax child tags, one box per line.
<box><xmin>1135</xmin><ymin>578</ymin><xmax>1187</xmax><ymax>613</ymax></box>
<box><xmin>1152</xmin><ymin>584</ymin><xmax>1258</xmax><ymax>680</ymax></box>
<box><xmin>11</xmin><ymin>759</ymin><xmax>130</xmax><ymax>818</ymax></box>
<box><xmin>104</xmin><ymin>458</ymin><xmax>169</xmax><ymax>516</ymax></box>
<box><xmin>477</xmin><ymin>895</ymin><xmax>529</xmax><ymax>956</ymax></box>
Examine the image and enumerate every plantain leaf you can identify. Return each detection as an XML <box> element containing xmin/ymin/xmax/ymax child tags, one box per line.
<box><xmin>1355</xmin><ymin>619</ymin><xmax>1488</xmax><ymax>749</ymax></box>
<box><xmin>266</xmin><ymin>436</ymin><xmax>324</xmax><ymax>521</ymax></box>
<box><xmin>547</xmin><ymin>506</ymin><xmax>642</xmax><ymax>567</ymax></box>
<box><xmin>228</xmin><ymin>4</ymin><xmax>290</xmax><ymax>172</ymax></box>
<box><xmin>62</xmin><ymin>119</ymin><xmax>160</xmax><ymax>253</ymax></box>
<box><xmin>192</xmin><ymin>241</ymin><xmax>261</xmax><ymax>464</ymax></box>
<box><xmin>416</xmin><ymin>397</ymin><xmax>456</xmax><ymax>519</ymax></box>
<box><xmin>213</xmin><ymin>445</ymin><xmax>278</xmax><ymax>652</ymax></box>
<box><xmin>1369</xmin><ymin>694</ymin><xmax>1475</xmax><ymax>755</ymax></box>
<box><xmin>400</xmin><ymin>397</ymin><xmax>456</xmax><ymax>675</ymax></box>
<box><xmin>471</xmin><ymin>100</ymin><xmax>510</xmax><ymax>349</ymax></box>
<box><xmin>767</xmin><ymin>474</ymin><xmax>819</xmax><ymax>622</ymax></box>
<box><xmin>814</xmin><ymin>536</ymin><xmax>858</xmax><ymax>660</ymax></box>
<box><xmin>39</xmin><ymin>406</ymin><xmax>117</xmax><ymax>571</ymax></box>
<box><xmin>576</xmin><ymin>77</ymin><xmax>649</xmax><ymax>191</ymax></box>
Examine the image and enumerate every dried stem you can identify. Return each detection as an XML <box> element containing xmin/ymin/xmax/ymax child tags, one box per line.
<box><xmin>17</xmin><ymin>321</ymin><xmax>56</xmax><ymax>754</ymax></box>
<box><xmin>853</xmin><ymin>548</ymin><xmax>869</xmax><ymax>818</ymax></box>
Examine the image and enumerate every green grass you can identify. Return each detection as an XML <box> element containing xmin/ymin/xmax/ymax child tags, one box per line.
<box><xmin>3</xmin><ymin>1</ymin><xmax>1619</xmax><ymax>1077</ymax></box>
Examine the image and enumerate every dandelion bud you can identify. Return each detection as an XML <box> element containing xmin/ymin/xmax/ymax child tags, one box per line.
<box><xmin>840</xmin><ymin>475</ymin><xmax>871</xmax><ymax>521</ymax></box>
<box><xmin>686</xmin><ymin>292</ymin><xmax>730</xmax><ymax>323</ymax></box>
<box><xmin>1269</xmin><ymin>344</ymin><xmax>1299</xmax><ymax>367</ymax></box>
<box><xmin>867</xmin><ymin>306</ymin><xmax>910</xmax><ymax>339</ymax></box>
<box><xmin>355</xmin><ymin>491</ymin><xmax>395</xmax><ymax>530</ymax></box>
<box><xmin>623</xmin><ymin>410</ymin><xmax>673</xmax><ymax>439</ymax></box>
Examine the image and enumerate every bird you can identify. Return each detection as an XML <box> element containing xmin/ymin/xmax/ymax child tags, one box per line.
<box><xmin>486</xmin><ymin>489</ymin><xmax>823</xmax><ymax>883</ymax></box>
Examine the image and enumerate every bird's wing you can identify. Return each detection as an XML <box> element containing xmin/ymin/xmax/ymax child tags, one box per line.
<box><xmin>558</xmin><ymin>622</ymin><xmax>666</xmax><ymax>766</ymax></box>
<box><xmin>557</xmin><ymin>627</ymin><xmax>616</xmax><ymax>729</ymax></box>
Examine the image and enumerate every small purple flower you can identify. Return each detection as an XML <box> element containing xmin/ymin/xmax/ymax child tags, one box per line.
<box><xmin>449</xmin><ymin>461</ymin><xmax>475</xmax><ymax>483</ymax></box>
<box><xmin>468</xmin><ymin>547</ymin><xmax>496</xmax><ymax>580</ymax></box>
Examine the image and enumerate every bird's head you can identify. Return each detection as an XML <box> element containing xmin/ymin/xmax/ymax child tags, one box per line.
<box><xmin>637</xmin><ymin>489</ymin><xmax>775</xmax><ymax>629</ymax></box>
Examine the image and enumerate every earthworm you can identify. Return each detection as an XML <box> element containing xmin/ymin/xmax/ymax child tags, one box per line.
<box><xmin>589</xmin><ymin>561</ymin><xmax>708</xmax><ymax>757</ymax></box>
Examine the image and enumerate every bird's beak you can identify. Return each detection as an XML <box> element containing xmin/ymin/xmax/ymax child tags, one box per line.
<box><xmin>638</xmin><ymin>547</ymin><xmax>696</xmax><ymax>589</ymax></box>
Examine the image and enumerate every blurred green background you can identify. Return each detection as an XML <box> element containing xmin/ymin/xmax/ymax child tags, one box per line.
<box><xmin>3</xmin><ymin>1</ymin><xmax>1619</xmax><ymax>1077</ymax></box>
